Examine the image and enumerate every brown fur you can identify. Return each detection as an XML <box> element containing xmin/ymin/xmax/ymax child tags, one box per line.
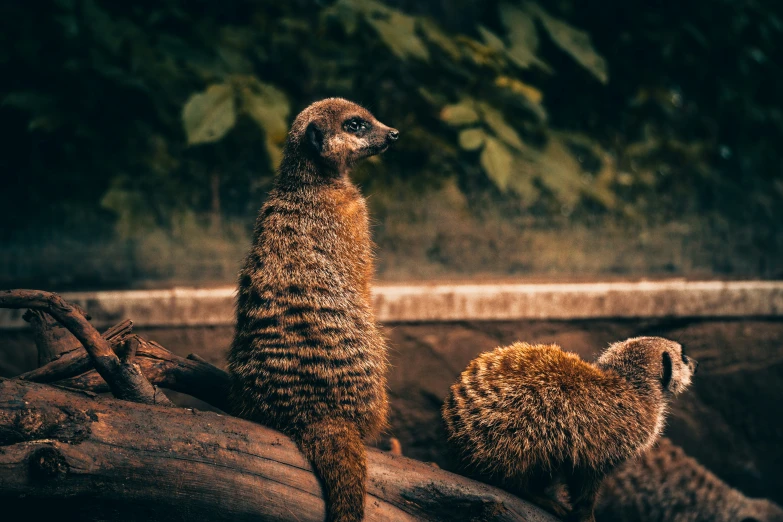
<box><xmin>442</xmin><ymin>336</ymin><xmax>697</xmax><ymax>522</ymax></box>
<box><xmin>228</xmin><ymin>98</ymin><xmax>398</xmax><ymax>522</ymax></box>
<box><xmin>597</xmin><ymin>438</ymin><xmax>783</xmax><ymax>522</ymax></box>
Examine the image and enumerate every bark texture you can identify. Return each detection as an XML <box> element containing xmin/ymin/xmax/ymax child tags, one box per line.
<box><xmin>0</xmin><ymin>378</ymin><xmax>556</xmax><ymax>522</ymax></box>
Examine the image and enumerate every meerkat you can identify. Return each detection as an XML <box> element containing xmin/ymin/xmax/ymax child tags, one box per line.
<box><xmin>442</xmin><ymin>336</ymin><xmax>697</xmax><ymax>522</ymax></box>
<box><xmin>596</xmin><ymin>437</ymin><xmax>783</xmax><ymax>522</ymax></box>
<box><xmin>227</xmin><ymin>98</ymin><xmax>399</xmax><ymax>522</ymax></box>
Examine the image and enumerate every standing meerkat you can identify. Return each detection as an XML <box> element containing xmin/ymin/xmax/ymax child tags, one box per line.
<box><xmin>442</xmin><ymin>336</ymin><xmax>697</xmax><ymax>522</ymax></box>
<box><xmin>597</xmin><ymin>437</ymin><xmax>783</xmax><ymax>522</ymax></box>
<box><xmin>228</xmin><ymin>98</ymin><xmax>399</xmax><ymax>522</ymax></box>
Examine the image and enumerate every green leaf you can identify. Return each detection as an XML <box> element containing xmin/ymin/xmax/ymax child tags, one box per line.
<box><xmin>527</xmin><ymin>3</ymin><xmax>608</xmax><ymax>84</ymax></box>
<box><xmin>506</xmin><ymin>157</ymin><xmax>538</xmax><ymax>202</ymax></box>
<box><xmin>478</xmin><ymin>102</ymin><xmax>526</xmax><ymax>151</ymax></box>
<box><xmin>458</xmin><ymin>128</ymin><xmax>486</xmax><ymax>151</ymax></box>
<box><xmin>182</xmin><ymin>83</ymin><xmax>237</xmax><ymax>146</ymax></box>
<box><xmin>417</xmin><ymin>87</ymin><xmax>441</xmax><ymax>106</ymax></box>
<box><xmin>534</xmin><ymin>137</ymin><xmax>584</xmax><ymax>207</ymax></box>
<box><xmin>499</xmin><ymin>3</ymin><xmax>551</xmax><ymax>72</ymax></box>
<box><xmin>2</xmin><ymin>92</ymin><xmax>60</xmax><ymax>130</ymax></box>
<box><xmin>419</xmin><ymin>19</ymin><xmax>462</xmax><ymax>60</ymax></box>
<box><xmin>366</xmin><ymin>12</ymin><xmax>430</xmax><ymax>61</ymax></box>
<box><xmin>552</xmin><ymin>131</ymin><xmax>617</xmax><ymax>208</ymax></box>
<box><xmin>240</xmin><ymin>78</ymin><xmax>291</xmax><ymax>168</ymax></box>
<box><xmin>336</xmin><ymin>0</ymin><xmax>430</xmax><ymax>61</ymax></box>
<box><xmin>82</xmin><ymin>0</ymin><xmax>127</xmax><ymax>55</ymax></box>
<box><xmin>322</xmin><ymin>0</ymin><xmax>360</xmax><ymax>34</ymax></box>
<box><xmin>480</xmin><ymin>137</ymin><xmax>514</xmax><ymax>190</ymax></box>
<box><xmin>2</xmin><ymin>92</ymin><xmax>54</xmax><ymax>111</ymax></box>
<box><xmin>494</xmin><ymin>77</ymin><xmax>547</xmax><ymax>122</ymax></box>
<box><xmin>478</xmin><ymin>26</ymin><xmax>505</xmax><ymax>52</ymax></box>
<box><xmin>440</xmin><ymin>100</ymin><xmax>480</xmax><ymax>126</ymax></box>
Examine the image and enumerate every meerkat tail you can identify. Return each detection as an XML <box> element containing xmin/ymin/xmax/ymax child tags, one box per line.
<box><xmin>296</xmin><ymin>419</ymin><xmax>367</xmax><ymax>522</ymax></box>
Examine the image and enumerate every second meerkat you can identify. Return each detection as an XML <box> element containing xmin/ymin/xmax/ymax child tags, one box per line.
<box><xmin>443</xmin><ymin>336</ymin><xmax>697</xmax><ymax>522</ymax></box>
<box><xmin>228</xmin><ymin>98</ymin><xmax>398</xmax><ymax>522</ymax></box>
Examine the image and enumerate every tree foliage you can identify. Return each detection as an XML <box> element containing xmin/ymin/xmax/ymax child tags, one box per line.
<box><xmin>1</xmin><ymin>0</ymin><xmax>781</xmax><ymax>279</ymax></box>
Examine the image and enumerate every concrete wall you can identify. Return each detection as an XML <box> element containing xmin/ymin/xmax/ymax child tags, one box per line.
<box><xmin>2</xmin><ymin>280</ymin><xmax>782</xmax><ymax>329</ymax></box>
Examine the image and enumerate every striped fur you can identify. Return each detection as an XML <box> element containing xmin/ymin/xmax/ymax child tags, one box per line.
<box><xmin>442</xmin><ymin>337</ymin><xmax>697</xmax><ymax>522</ymax></box>
<box><xmin>597</xmin><ymin>438</ymin><xmax>783</xmax><ymax>522</ymax></box>
<box><xmin>228</xmin><ymin>98</ymin><xmax>398</xmax><ymax>522</ymax></box>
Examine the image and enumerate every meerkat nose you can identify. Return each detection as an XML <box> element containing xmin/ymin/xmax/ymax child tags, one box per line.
<box><xmin>387</xmin><ymin>129</ymin><xmax>400</xmax><ymax>142</ymax></box>
<box><xmin>692</xmin><ymin>359</ymin><xmax>699</xmax><ymax>373</ymax></box>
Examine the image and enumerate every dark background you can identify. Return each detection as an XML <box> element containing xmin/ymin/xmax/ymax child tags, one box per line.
<box><xmin>1</xmin><ymin>0</ymin><xmax>782</xmax><ymax>288</ymax></box>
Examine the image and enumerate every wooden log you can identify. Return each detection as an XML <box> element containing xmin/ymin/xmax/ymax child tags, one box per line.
<box><xmin>0</xmin><ymin>378</ymin><xmax>557</xmax><ymax>522</ymax></box>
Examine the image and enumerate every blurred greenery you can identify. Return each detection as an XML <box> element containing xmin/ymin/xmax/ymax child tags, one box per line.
<box><xmin>1</xmin><ymin>0</ymin><xmax>782</xmax><ymax>288</ymax></box>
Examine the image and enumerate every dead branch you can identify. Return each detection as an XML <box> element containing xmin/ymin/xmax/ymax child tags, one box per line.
<box><xmin>0</xmin><ymin>290</ymin><xmax>171</xmax><ymax>406</ymax></box>
<box><xmin>17</xmin><ymin>319</ymin><xmax>133</xmax><ymax>383</ymax></box>
<box><xmin>15</xmin><ymin>316</ymin><xmax>228</xmax><ymax>410</ymax></box>
<box><xmin>0</xmin><ymin>378</ymin><xmax>557</xmax><ymax>522</ymax></box>
<box><xmin>55</xmin><ymin>334</ymin><xmax>231</xmax><ymax>411</ymax></box>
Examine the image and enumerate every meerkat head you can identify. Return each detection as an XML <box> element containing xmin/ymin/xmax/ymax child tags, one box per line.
<box><xmin>285</xmin><ymin>97</ymin><xmax>399</xmax><ymax>174</ymax></box>
<box><xmin>597</xmin><ymin>336</ymin><xmax>698</xmax><ymax>396</ymax></box>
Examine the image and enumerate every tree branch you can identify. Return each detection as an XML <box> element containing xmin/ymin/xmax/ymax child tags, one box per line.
<box><xmin>55</xmin><ymin>334</ymin><xmax>230</xmax><ymax>411</ymax></box>
<box><xmin>17</xmin><ymin>319</ymin><xmax>133</xmax><ymax>383</ymax></box>
<box><xmin>0</xmin><ymin>290</ymin><xmax>171</xmax><ymax>406</ymax></box>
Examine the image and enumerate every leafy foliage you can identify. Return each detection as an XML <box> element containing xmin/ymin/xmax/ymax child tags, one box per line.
<box><xmin>183</xmin><ymin>77</ymin><xmax>290</xmax><ymax>166</ymax></box>
<box><xmin>1</xmin><ymin>0</ymin><xmax>781</xmax><ymax>282</ymax></box>
<box><xmin>183</xmin><ymin>84</ymin><xmax>237</xmax><ymax>146</ymax></box>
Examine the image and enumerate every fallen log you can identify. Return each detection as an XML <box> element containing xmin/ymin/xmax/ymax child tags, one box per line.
<box><xmin>0</xmin><ymin>378</ymin><xmax>557</xmax><ymax>522</ymax></box>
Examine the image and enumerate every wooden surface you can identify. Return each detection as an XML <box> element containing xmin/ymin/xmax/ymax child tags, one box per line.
<box><xmin>0</xmin><ymin>378</ymin><xmax>557</xmax><ymax>522</ymax></box>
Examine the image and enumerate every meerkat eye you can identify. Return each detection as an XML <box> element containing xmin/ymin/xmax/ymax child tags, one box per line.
<box><xmin>661</xmin><ymin>351</ymin><xmax>673</xmax><ymax>389</ymax></box>
<box><xmin>343</xmin><ymin>118</ymin><xmax>368</xmax><ymax>133</ymax></box>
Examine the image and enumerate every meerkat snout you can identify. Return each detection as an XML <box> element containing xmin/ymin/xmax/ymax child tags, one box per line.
<box><xmin>387</xmin><ymin>129</ymin><xmax>400</xmax><ymax>142</ymax></box>
<box><xmin>679</xmin><ymin>343</ymin><xmax>699</xmax><ymax>375</ymax></box>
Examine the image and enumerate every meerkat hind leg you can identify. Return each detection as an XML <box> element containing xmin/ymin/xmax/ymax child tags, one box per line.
<box><xmin>512</xmin><ymin>473</ymin><xmax>570</xmax><ymax>519</ymax></box>
<box><xmin>565</xmin><ymin>467</ymin><xmax>603</xmax><ymax>522</ymax></box>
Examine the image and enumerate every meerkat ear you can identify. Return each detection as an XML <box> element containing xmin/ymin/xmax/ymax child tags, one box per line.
<box><xmin>661</xmin><ymin>351</ymin><xmax>673</xmax><ymax>390</ymax></box>
<box><xmin>305</xmin><ymin>122</ymin><xmax>324</xmax><ymax>154</ymax></box>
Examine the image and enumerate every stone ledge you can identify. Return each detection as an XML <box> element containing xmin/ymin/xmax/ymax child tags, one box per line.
<box><xmin>0</xmin><ymin>280</ymin><xmax>781</xmax><ymax>329</ymax></box>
